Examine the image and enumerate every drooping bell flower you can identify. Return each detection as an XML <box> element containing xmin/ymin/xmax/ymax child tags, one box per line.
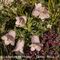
<box><xmin>1</xmin><ymin>30</ymin><xmax>16</xmax><ymax>46</ymax></box>
<box><xmin>32</xmin><ymin>3</ymin><xmax>50</xmax><ymax>20</ymax></box>
<box><xmin>15</xmin><ymin>16</ymin><xmax>27</xmax><ymax>27</ymax></box>
<box><xmin>30</xmin><ymin>35</ymin><xmax>43</xmax><ymax>51</ymax></box>
<box><xmin>13</xmin><ymin>39</ymin><xmax>25</xmax><ymax>54</ymax></box>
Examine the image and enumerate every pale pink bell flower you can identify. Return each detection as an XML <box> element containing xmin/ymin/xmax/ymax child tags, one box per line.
<box><xmin>15</xmin><ymin>16</ymin><xmax>27</xmax><ymax>27</ymax></box>
<box><xmin>1</xmin><ymin>30</ymin><xmax>16</xmax><ymax>46</ymax></box>
<box><xmin>30</xmin><ymin>35</ymin><xmax>43</xmax><ymax>51</ymax></box>
<box><xmin>13</xmin><ymin>40</ymin><xmax>25</xmax><ymax>53</ymax></box>
<box><xmin>32</xmin><ymin>3</ymin><xmax>50</xmax><ymax>20</ymax></box>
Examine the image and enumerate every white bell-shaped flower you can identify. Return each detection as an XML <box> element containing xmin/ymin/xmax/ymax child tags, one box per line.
<box><xmin>32</xmin><ymin>3</ymin><xmax>50</xmax><ymax>20</ymax></box>
<box><xmin>30</xmin><ymin>35</ymin><xmax>43</xmax><ymax>51</ymax></box>
<box><xmin>1</xmin><ymin>30</ymin><xmax>16</xmax><ymax>46</ymax></box>
<box><xmin>13</xmin><ymin>40</ymin><xmax>25</xmax><ymax>54</ymax></box>
<box><xmin>15</xmin><ymin>16</ymin><xmax>27</xmax><ymax>27</ymax></box>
